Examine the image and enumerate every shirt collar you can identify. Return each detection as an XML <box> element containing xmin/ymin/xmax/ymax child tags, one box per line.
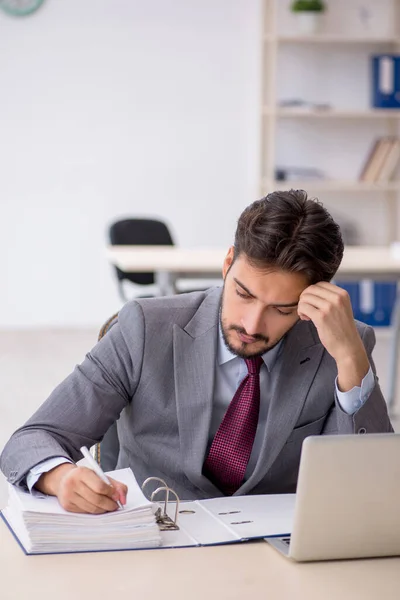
<box><xmin>217</xmin><ymin>323</ymin><xmax>284</xmax><ymax>372</ymax></box>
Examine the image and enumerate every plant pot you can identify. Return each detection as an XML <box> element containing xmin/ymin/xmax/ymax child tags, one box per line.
<box><xmin>294</xmin><ymin>12</ymin><xmax>322</xmax><ymax>35</ymax></box>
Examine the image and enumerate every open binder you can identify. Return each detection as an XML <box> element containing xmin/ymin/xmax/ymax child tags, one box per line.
<box><xmin>1</xmin><ymin>467</ymin><xmax>295</xmax><ymax>555</ymax></box>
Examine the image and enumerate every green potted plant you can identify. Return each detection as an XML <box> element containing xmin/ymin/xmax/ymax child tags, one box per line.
<box><xmin>291</xmin><ymin>0</ymin><xmax>326</xmax><ymax>35</ymax></box>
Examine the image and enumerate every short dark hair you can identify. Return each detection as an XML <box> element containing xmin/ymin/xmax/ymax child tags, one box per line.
<box><xmin>233</xmin><ymin>189</ymin><xmax>344</xmax><ymax>284</ymax></box>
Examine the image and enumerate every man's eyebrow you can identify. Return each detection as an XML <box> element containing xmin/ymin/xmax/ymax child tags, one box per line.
<box><xmin>270</xmin><ymin>302</ymin><xmax>299</xmax><ymax>308</ymax></box>
<box><xmin>233</xmin><ymin>278</ymin><xmax>298</xmax><ymax>307</ymax></box>
<box><xmin>234</xmin><ymin>278</ymin><xmax>256</xmax><ymax>298</ymax></box>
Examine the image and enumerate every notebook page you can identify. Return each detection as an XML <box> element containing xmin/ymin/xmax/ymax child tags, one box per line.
<box><xmin>165</xmin><ymin>501</ymin><xmax>240</xmax><ymax>545</ymax></box>
<box><xmin>196</xmin><ymin>494</ymin><xmax>295</xmax><ymax>541</ymax></box>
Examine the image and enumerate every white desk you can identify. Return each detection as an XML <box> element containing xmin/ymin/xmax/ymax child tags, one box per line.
<box><xmin>106</xmin><ymin>245</ymin><xmax>400</xmax><ymax>413</ymax></box>
<box><xmin>1</xmin><ymin>520</ymin><xmax>399</xmax><ymax>600</ymax></box>
<box><xmin>106</xmin><ymin>245</ymin><xmax>400</xmax><ymax>280</ymax></box>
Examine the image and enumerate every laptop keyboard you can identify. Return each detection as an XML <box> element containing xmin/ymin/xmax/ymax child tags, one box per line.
<box><xmin>281</xmin><ymin>537</ymin><xmax>291</xmax><ymax>546</ymax></box>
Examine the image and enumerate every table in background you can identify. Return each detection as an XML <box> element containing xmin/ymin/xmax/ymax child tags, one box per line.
<box><xmin>1</xmin><ymin>520</ymin><xmax>399</xmax><ymax>600</ymax></box>
<box><xmin>106</xmin><ymin>245</ymin><xmax>400</xmax><ymax>414</ymax></box>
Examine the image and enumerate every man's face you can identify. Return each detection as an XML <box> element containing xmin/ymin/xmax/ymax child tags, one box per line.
<box><xmin>220</xmin><ymin>247</ymin><xmax>310</xmax><ymax>359</ymax></box>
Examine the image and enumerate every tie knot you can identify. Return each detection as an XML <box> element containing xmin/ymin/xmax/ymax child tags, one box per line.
<box><xmin>245</xmin><ymin>356</ymin><xmax>263</xmax><ymax>375</ymax></box>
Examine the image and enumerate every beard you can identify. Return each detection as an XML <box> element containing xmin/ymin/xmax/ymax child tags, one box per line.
<box><xmin>219</xmin><ymin>288</ymin><xmax>283</xmax><ymax>359</ymax></box>
<box><xmin>220</xmin><ymin>320</ymin><xmax>271</xmax><ymax>358</ymax></box>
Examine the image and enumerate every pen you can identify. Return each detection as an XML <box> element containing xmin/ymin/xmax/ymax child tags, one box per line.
<box><xmin>80</xmin><ymin>446</ymin><xmax>124</xmax><ymax>510</ymax></box>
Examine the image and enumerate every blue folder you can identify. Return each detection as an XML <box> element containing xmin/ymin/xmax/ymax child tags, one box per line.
<box><xmin>336</xmin><ymin>281</ymin><xmax>397</xmax><ymax>327</ymax></box>
<box><xmin>371</xmin><ymin>54</ymin><xmax>400</xmax><ymax>108</ymax></box>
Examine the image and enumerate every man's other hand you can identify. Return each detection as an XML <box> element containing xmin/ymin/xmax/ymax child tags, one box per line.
<box><xmin>298</xmin><ymin>281</ymin><xmax>369</xmax><ymax>391</ymax></box>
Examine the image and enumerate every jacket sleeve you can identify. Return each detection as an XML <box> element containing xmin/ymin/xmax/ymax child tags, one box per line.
<box><xmin>0</xmin><ymin>301</ymin><xmax>145</xmax><ymax>488</ymax></box>
<box><xmin>323</xmin><ymin>324</ymin><xmax>394</xmax><ymax>435</ymax></box>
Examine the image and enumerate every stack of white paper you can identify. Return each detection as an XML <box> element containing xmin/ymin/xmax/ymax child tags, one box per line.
<box><xmin>1</xmin><ymin>468</ymin><xmax>161</xmax><ymax>554</ymax></box>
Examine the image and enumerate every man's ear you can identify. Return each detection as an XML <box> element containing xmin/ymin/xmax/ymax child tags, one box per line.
<box><xmin>222</xmin><ymin>246</ymin><xmax>235</xmax><ymax>280</ymax></box>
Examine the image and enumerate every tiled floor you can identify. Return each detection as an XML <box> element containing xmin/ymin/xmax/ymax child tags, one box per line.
<box><xmin>0</xmin><ymin>328</ymin><xmax>398</xmax><ymax>508</ymax></box>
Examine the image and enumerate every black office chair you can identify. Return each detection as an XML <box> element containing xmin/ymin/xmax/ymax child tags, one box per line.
<box><xmin>109</xmin><ymin>218</ymin><xmax>174</xmax><ymax>302</ymax></box>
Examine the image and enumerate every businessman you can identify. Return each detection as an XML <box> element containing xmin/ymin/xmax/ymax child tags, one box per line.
<box><xmin>0</xmin><ymin>189</ymin><xmax>393</xmax><ymax>514</ymax></box>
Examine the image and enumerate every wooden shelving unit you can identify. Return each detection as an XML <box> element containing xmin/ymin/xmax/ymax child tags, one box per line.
<box><xmin>266</xmin><ymin>109</ymin><xmax>400</xmax><ymax>119</ymax></box>
<box><xmin>266</xmin><ymin>34</ymin><xmax>400</xmax><ymax>44</ymax></box>
<box><xmin>260</xmin><ymin>0</ymin><xmax>400</xmax><ymax>244</ymax></box>
<box><xmin>264</xmin><ymin>180</ymin><xmax>400</xmax><ymax>193</ymax></box>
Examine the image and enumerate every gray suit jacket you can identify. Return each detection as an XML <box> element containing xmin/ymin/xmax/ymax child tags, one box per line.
<box><xmin>0</xmin><ymin>287</ymin><xmax>393</xmax><ymax>499</ymax></box>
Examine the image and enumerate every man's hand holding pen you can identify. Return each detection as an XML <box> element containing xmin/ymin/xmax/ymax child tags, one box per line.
<box><xmin>35</xmin><ymin>463</ymin><xmax>127</xmax><ymax>514</ymax></box>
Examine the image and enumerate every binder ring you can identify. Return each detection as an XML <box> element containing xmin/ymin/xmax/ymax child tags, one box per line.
<box><xmin>151</xmin><ymin>486</ymin><xmax>180</xmax><ymax>526</ymax></box>
<box><xmin>141</xmin><ymin>476</ymin><xmax>169</xmax><ymax>497</ymax></box>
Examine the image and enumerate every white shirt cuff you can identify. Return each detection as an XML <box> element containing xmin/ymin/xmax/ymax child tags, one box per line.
<box><xmin>335</xmin><ymin>365</ymin><xmax>375</xmax><ymax>415</ymax></box>
<box><xmin>26</xmin><ymin>457</ymin><xmax>73</xmax><ymax>495</ymax></box>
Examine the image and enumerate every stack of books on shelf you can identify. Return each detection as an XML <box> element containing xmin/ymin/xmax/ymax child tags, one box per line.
<box><xmin>359</xmin><ymin>137</ymin><xmax>400</xmax><ymax>183</ymax></box>
<box><xmin>275</xmin><ymin>167</ymin><xmax>326</xmax><ymax>182</ymax></box>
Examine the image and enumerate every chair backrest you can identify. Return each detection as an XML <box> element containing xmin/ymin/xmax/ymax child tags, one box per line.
<box><xmin>94</xmin><ymin>313</ymin><xmax>121</xmax><ymax>469</ymax></box>
<box><xmin>109</xmin><ymin>218</ymin><xmax>174</xmax><ymax>286</ymax></box>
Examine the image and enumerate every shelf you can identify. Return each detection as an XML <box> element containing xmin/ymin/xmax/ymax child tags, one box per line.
<box><xmin>264</xmin><ymin>34</ymin><xmax>400</xmax><ymax>44</ymax></box>
<box><xmin>260</xmin><ymin>1</ymin><xmax>400</xmax><ymax>246</ymax></box>
<box><xmin>262</xmin><ymin>180</ymin><xmax>400</xmax><ymax>193</ymax></box>
<box><xmin>263</xmin><ymin>108</ymin><xmax>400</xmax><ymax>119</ymax></box>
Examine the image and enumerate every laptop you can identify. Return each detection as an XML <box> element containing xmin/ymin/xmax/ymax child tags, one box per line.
<box><xmin>265</xmin><ymin>433</ymin><xmax>400</xmax><ymax>561</ymax></box>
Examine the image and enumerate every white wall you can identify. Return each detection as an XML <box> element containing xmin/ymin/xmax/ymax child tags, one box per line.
<box><xmin>0</xmin><ymin>0</ymin><xmax>262</xmax><ymax>327</ymax></box>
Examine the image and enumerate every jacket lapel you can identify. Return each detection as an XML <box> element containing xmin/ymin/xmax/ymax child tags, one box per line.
<box><xmin>238</xmin><ymin>320</ymin><xmax>325</xmax><ymax>495</ymax></box>
<box><xmin>173</xmin><ymin>287</ymin><xmax>224</xmax><ymax>496</ymax></box>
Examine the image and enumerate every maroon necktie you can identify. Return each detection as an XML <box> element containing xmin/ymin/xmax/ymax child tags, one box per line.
<box><xmin>203</xmin><ymin>356</ymin><xmax>263</xmax><ymax>495</ymax></box>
